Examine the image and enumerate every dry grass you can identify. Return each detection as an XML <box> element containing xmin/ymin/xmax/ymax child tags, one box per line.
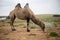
<box><xmin>0</xmin><ymin>19</ymin><xmax>60</xmax><ymax>40</ymax></box>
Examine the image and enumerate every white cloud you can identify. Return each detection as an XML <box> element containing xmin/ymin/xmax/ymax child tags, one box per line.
<box><xmin>0</xmin><ymin>0</ymin><xmax>60</xmax><ymax>16</ymax></box>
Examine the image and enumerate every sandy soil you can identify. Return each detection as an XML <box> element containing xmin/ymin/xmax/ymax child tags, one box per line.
<box><xmin>0</xmin><ymin>22</ymin><xmax>60</xmax><ymax>40</ymax></box>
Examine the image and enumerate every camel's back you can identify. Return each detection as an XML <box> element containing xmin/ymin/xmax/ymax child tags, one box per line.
<box><xmin>9</xmin><ymin>7</ymin><xmax>27</xmax><ymax>20</ymax></box>
<box><xmin>15</xmin><ymin>8</ymin><xmax>26</xmax><ymax>19</ymax></box>
<box><xmin>23</xmin><ymin>4</ymin><xmax>35</xmax><ymax>18</ymax></box>
<box><xmin>9</xmin><ymin>3</ymin><xmax>35</xmax><ymax>20</ymax></box>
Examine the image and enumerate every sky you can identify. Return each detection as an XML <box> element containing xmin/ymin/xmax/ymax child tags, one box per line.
<box><xmin>0</xmin><ymin>0</ymin><xmax>60</xmax><ymax>16</ymax></box>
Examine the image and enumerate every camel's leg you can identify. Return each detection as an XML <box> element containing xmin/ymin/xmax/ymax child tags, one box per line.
<box><xmin>40</xmin><ymin>23</ymin><xmax>45</xmax><ymax>32</ymax></box>
<box><xmin>10</xmin><ymin>16</ymin><xmax>16</xmax><ymax>31</ymax></box>
<box><xmin>27</xmin><ymin>17</ymin><xmax>30</xmax><ymax>32</ymax></box>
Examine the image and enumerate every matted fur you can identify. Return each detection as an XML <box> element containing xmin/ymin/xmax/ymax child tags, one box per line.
<box><xmin>9</xmin><ymin>3</ymin><xmax>45</xmax><ymax>32</ymax></box>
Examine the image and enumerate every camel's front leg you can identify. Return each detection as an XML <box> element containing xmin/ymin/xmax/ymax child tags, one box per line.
<box><xmin>10</xmin><ymin>17</ymin><xmax>16</xmax><ymax>31</ymax></box>
<box><xmin>27</xmin><ymin>17</ymin><xmax>30</xmax><ymax>32</ymax></box>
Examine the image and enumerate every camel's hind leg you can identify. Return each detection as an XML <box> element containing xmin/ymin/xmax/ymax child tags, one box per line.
<box><xmin>27</xmin><ymin>17</ymin><xmax>30</xmax><ymax>32</ymax></box>
<box><xmin>10</xmin><ymin>16</ymin><xmax>16</xmax><ymax>31</ymax></box>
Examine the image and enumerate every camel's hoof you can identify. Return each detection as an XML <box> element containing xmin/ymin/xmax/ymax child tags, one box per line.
<box><xmin>12</xmin><ymin>29</ymin><xmax>16</xmax><ymax>31</ymax></box>
<box><xmin>27</xmin><ymin>30</ymin><xmax>30</xmax><ymax>32</ymax></box>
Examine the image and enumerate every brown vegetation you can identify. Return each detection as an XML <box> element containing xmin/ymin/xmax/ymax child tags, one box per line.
<box><xmin>0</xmin><ymin>20</ymin><xmax>60</xmax><ymax>40</ymax></box>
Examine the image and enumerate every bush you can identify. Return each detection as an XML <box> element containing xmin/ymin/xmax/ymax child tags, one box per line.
<box><xmin>6</xmin><ymin>16</ymin><xmax>10</xmax><ymax>19</ymax></box>
<box><xmin>49</xmin><ymin>32</ymin><xmax>58</xmax><ymax>37</ymax></box>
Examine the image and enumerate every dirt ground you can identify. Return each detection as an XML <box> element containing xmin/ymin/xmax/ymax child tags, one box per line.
<box><xmin>0</xmin><ymin>22</ymin><xmax>60</xmax><ymax>40</ymax></box>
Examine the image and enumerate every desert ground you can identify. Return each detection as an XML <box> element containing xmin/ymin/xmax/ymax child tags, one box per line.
<box><xmin>0</xmin><ymin>18</ymin><xmax>60</xmax><ymax>40</ymax></box>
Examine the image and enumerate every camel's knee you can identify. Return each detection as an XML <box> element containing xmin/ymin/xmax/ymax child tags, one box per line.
<box><xmin>10</xmin><ymin>19</ymin><xmax>12</xmax><ymax>25</ymax></box>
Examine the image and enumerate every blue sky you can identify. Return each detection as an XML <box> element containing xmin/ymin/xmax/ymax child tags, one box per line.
<box><xmin>0</xmin><ymin>0</ymin><xmax>60</xmax><ymax>16</ymax></box>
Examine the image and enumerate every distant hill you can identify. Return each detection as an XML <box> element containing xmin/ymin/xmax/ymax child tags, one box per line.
<box><xmin>36</xmin><ymin>14</ymin><xmax>60</xmax><ymax>22</ymax></box>
<box><xmin>0</xmin><ymin>14</ymin><xmax>60</xmax><ymax>22</ymax></box>
<box><xmin>0</xmin><ymin>16</ymin><xmax>7</xmax><ymax>18</ymax></box>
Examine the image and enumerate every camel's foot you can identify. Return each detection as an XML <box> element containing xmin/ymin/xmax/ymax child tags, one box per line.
<box><xmin>12</xmin><ymin>29</ymin><xmax>16</xmax><ymax>31</ymax></box>
<box><xmin>27</xmin><ymin>30</ymin><xmax>30</xmax><ymax>32</ymax></box>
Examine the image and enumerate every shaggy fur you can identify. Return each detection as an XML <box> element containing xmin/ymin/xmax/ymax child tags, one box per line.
<box><xmin>9</xmin><ymin>3</ymin><xmax>45</xmax><ymax>32</ymax></box>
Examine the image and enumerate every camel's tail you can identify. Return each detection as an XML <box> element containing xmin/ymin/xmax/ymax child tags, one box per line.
<box><xmin>31</xmin><ymin>15</ymin><xmax>45</xmax><ymax>31</ymax></box>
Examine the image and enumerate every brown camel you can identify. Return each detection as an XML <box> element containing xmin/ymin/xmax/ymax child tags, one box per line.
<box><xmin>9</xmin><ymin>3</ymin><xmax>45</xmax><ymax>32</ymax></box>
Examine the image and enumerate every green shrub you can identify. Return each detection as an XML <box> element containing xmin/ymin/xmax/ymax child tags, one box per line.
<box><xmin>6</xmin><ymin>16</ymin><xmax>10</xmax><ymax>19</ymax></box>
<box><xmin>49</xmin><ymin>32</ymin><xmax>58</xmax><ymax>37</ymax></box>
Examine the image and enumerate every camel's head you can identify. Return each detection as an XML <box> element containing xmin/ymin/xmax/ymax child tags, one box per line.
<box><xmin>15</xmin><ymin>3</ymin><xmax>21</xmax><ymax>8</ymax></box>
<box><xmin>40</xmin><ymin>23</ymin><xmax>45</xmax><ymax>32</ymax></box>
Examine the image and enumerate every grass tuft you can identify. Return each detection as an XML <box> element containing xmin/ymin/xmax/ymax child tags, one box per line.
<box><xmin>49</xmin><ymin>32</ymin><xmax>58</xmax><ymax>37</ymax></box>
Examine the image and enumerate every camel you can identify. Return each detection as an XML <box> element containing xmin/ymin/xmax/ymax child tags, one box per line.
<box><xmin>9</xmin><ymin>3</ymin><xmax>45</xmax><ymax>32</ymax></box>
